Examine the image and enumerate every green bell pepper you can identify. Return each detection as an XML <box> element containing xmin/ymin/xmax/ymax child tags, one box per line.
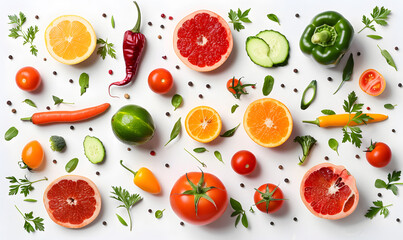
<box><xmin>300</xmin><ymin>11</ymin><xmax>354</xmax><ymax>66</ymax></box>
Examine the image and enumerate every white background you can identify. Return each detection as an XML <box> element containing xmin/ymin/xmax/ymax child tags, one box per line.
<box><xmin>1</xmin><ymin>0</ymin><xmax>402</xmax><ymax>239</ymax></box>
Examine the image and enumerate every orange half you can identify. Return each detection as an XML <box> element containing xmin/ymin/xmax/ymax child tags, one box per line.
<box><xmin>185</xmin><ymin>106</ymin><xmax>222</xmax><ymax>143</ymax></box>
<box><xmin>243</xmin><ymin>98</ymin><xmax>293</xmax><ymax>147</ymax></box>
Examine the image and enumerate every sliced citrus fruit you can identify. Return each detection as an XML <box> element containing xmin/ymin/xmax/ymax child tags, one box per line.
<box><xmin>45</xmin><ymin>15</ymin><xmax>96</xmax><ymax>65</ymax></box>
<box><xmin>185</xmin><ymin>106</ymin><xmax>222</xmax><ymax>143</ymax></box>
<box><xmin>300</xmin><ymin>163</ymin><xmax>359</xmax><ymax>220</ymax></box>
<box><xmin>243</xmin><ymin>98</ymin><xmax>293</xmax><ymax>147</ymax></box>
<box><xmin>43</xmin><ymin>175</ymin><xmax>101</xmax><ymax>228</ymax></box>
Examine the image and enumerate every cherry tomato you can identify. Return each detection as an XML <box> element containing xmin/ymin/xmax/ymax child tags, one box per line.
<box><xmin>16</xmin><ymin>66</ymin><xmax>41</xmax><ymax>92</ymax></box>
<box><xmin>231</xmin><ymin>150</ymin><xmax>257</xmax><ymax>175</ymax></box>
<box><xmin>254</xmin><ymin>183</ymin><xmax>285</xmax><ymax>213</ymax></box>
<box><xmin>148</xmin><ymin>68</ymin><xmax>173</xmax><ymax>94</ymax></box>
<box><xmin>359</xmin><ymin>69</ymin><xmax>385</xmax><ymax>96</ymax></box>
<box><xmin>226</xmin><ymin>77</ymin><xmax>241</xmax><ymax>95</ymax></box>
<box><xmin>21</xmin><ymin>140</ymin><xmax>44</xmax><ymax>169</ymax></box>
<box><xmin>170</xmin><ymin>171</ymin><xmax>228</xmax><ymax>225</ymax></box>
<box><xmin>365</xmin><ymin>141</ymin><xmax>391</xmax><ymax>168</ymax></box>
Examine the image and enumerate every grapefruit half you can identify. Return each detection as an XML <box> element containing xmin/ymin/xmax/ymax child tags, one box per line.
<box><xmin>300</xmin><ymin>163</ymin><xmax>359</xmax><ymax>220</ymax></box>
<box><xmin>173</xmin><ymin>10</ymin><xmax>233</xmax><ymax>72</ymax></box>
<box><xmin>43</xmin><ymin>175</ymin><xmax>101</xmax><ymax>228</ymax></box>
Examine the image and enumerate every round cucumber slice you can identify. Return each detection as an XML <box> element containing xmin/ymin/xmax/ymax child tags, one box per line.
<box><xmin>256</xmin><ymin>30</ymin><xmax>289</xmax><ymax>65</ymax></box>
<box><xmin>84</xmin><ymin>136</ymin><xmax>105</xmax><ymax>164</ymax></box>
<box><xmin>246</xmin><ymin>36</ymin><xmax>273</xmax><ymax>68</ymax></box>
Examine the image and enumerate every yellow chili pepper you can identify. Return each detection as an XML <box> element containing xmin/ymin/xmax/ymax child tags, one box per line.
<box><xmin>120</xmin><ymin>160</ymin><xmax>161</xmax><ymax>194</ymax></box>
<box><xmin>303</xmin><ymin>113</ymin><xmax>388</xmax><ymax>127</ymax></box>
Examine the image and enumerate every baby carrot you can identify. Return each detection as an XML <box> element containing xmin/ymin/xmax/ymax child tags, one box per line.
<box><xmin>303</xmin><ymin>113</ymin><xmax>388</xmax><ymax>127</ymax></box>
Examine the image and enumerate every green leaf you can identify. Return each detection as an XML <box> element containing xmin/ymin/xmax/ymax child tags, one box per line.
<box><xmin>220</xmin><ymin>123</ymin><xmax>240</xmax><ymax>137</ymax></box>
<box><xmin>375</xmin><ymin>179</ymin><xmax>387</xmax><ymax>188</ymax></box>
<box><xmin>65</xmin><ymin>158</ymin><xmax>79</xmax><ymax>173</ymax></box>
<box><xmin>267</xmin><ymin>13</ymin><xmax>280</xmax><ymax>25</ymax></box>
<box><xmin>241</xmin><ymin>213</ymin><xmax>248</xmax><ymax>228</ymax></box>
<box><xmin>367</xmin><ymin>34</ymin><xmax>382</xmax><ymax>40</ymax></box>
<box><xmin>79</xmin><ymin>73</ymin><xmax>89</xmax><ymax>96</ymax></box>
<box><xmin>262</xmin><ymin>75</ymin><xmax>274</xmax><ymax>96</ymax></box>
<box><xmin>231</xmin><ymin>104</ymin><xmax>239</xmax><ymax>113</ymax></box>
<box><xmin>111</xmin><ymin>15</ymin><xmax>115</xmax><ymax>28</ymax></box>
<box><xmin>228</xmin><ymin>8</ymin><xmax>251</xmax><ymax>32</ymax></box>
<box><xmin>301</xmin><ymin>80</ymin><xmax>317</xmax><ymax>110</ymax></box>
<box><xmin>155</xmin><ymin>209</ymin><xmax>165</xmax><ymax>219</ymax></box>
<box><xmin>171</xmin><ymin>94</ymin><xmax>183</xmax><ymax>110</ymax></box>
<box><xmin>334</xmin><ymin>53</ymin><xmax>354</xmax><ymax>94</ymax></box>
<box><xmin>214</xmin><ymin>150</ymin><xmax>224</xmax><ymax>163</ymax></box>
<box><xmin>389</xmin><ymin>185</ymin><xmax>399</xmax><ymax>196</ymax></box>
<box><xmin>193</xmin><ymin>147</ymin><xmax>208</xmax><ymax>153</ymax></box>
<box><xmin>52</xmin><ymin>95</ymin><xmax>63</xmax><ymax>105</ymax></box>
<box><xmin>165</xmin><ymin>118</ymin><xmax>181</xmax><ymax>146</ymax></box>
<box><xmin>384</xmin><ymin>104</ymin><xmax>396</xmax><ymax>110</ymax></box>
<box><xmin>235</xmin><ymin>214</ymin><xmax>241</xmax><ymax>227</ymax></box>
<box><xmin>249</xmin><ymin>207</ymin><xmax>255</xmax><ymax>213</ymax></box>
<box><xmin>116</xmin><ymin>214</ymin><xmax>128</xmax><ymax>226</ymax></box>
<box><xmin>321</xmin><ymin>109</ymin><xmax>336</xmax><ymax>115</ymax></box>
<box><xmin>328</xmin><ymin>138</ymin><xmax>339</xmax><ymax>155</ymax></box>
<box><xmin>24</xmin><ymin>199</ymin><xmax>37</xmax><ymax>202</ymax></box>
<box><xmin>97</xmin><ymin>38</ymin><xmax>117</xmax><ymax>59</ymax></box>
<box><xmin>389</xmin><ymin>171</ymin><xmax>401</xmax><ymax>182</ymax></box>
<box><xmin>22</xmin><ymin>99</ymin><xmax>37</xmax><ymax>108</ymax></box>
<box><xmin>5</xmin><ymin>127</ymin><xmax>18</xmax><ymax>141</ymax></box>
<box><xmin>378</xmin><ymin>45</ymin><xmax>397</xmax><ymax>71</ymax></box>
<box><xmin>230</xmin><ymin>198</ymin><xmax>242</xmax><ymax>211</ymax></box>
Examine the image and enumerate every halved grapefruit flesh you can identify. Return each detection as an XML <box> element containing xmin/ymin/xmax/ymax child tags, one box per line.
<box><xmin>300</xmin><ymin>163</ymin><xmax>359</xmax><ymax>220</ymax></box>
<box><xmin>173</xmin><ymin>10</ymin><xmax>233</xmax><ymax>72</ymax></box>
<box><xmin>43</xmin><ymin>175</ymin><xmax>101</xmax><ymax>228</ymax></box>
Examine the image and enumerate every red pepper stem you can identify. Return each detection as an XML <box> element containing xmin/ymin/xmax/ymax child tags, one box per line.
<box><xmin>120</xmin><ymin>160</ymin><xmax>137</xmax><ymax>176</ymax></box>
<box><xmin>20</xmin><ymin>117</ymin><xmax>32</xmax><ymax>121</ymax></box>
<box><xmin>131</xmin><ymin>1</ymin><xmax>141</xmax><ymax>33</ymax></box>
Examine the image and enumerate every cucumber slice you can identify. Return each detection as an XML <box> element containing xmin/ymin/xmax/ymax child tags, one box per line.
<box><xmin>246</xmin><ymin>36</ymin><xmax>273</xmax><ymax>68</ymax></box>
<box><xmin>256</xmin><ymin>30</ymin><xmax>289</xmax><ymax>65</ymax></box>
<box><xmin>84</xmin><ymin>136</ymin><xmax>105</xmax><ymax>164</ymax></box>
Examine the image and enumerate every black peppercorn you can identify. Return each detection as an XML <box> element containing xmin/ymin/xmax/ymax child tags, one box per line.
<box><xmin>198</xmin><ymin>94</ymin><xmax>203</xmax><ymax>99</ymax></box>
<box><xmin>293</xmin><ymin>88</ymin><xmax>298</xmax><ymax>93</ymax></box>
<box><xmin>89</xmin><ymin>127</ymin><xmax>93</xmax><ymax>131</ymax></box>
<box><xmin>46</xmin><ymin>106</ymin><xmax>51</xmax><ymax>110</ymax></box>
<box><xmin>188</xmin><ymin>81</ymin><xmax>193</xmax><ymax>87</ymax></box>
<box><xmin>180</xmin><ymin>222</ymin><xmax>184</xmax><ymax>226</ymax></box>
<box><xmin>206</xmin><ymin>84</ymin><xmax>211</xmax><ymax>89</ymax></box>
<box><xmin>278</xmin><ymin>165</ymin><xmax>283</xmax><ymax>170</ymax></box>
<box><xmin>392</xmin><ymin>129</ymin><xmax>396</xmax><ymax>133</ymax></box>
<box><xmin>160</xmin><ymin>25</ymin><xmax>165</xmax><ymax>29</ymax></box>
<box><xmin>8</xmin><ymin>55</ymin><xmax>13</xmax><ymax>60</ymax></box>
<box><xmin>102</xmin><ymin>221</ymin><xmax>107</xmax><ymax>226</ymax></box>
<box><xmin>293</xmin><ymin>217</ymin><xmax>298</xmax><ymax>222</ymax></box>
<box><xmin>395</xmin><ymin>46</ymin><xmax>399</xmax><ymax>51</ymax></box>
<box><xmin>397</xmin><ymin>218</ymin><xmax>401</xmax><ymax>222</ymax></box>
<box><xmin>270</xmin><ymin>221</ymin><xmax>274</xmax><ymax>226</ymax></box>
<box><xmin>293</xmin><ymin>68</ymin><xmax>298</xmax><ymax>73</ymax></box>
<box><xmin>378</xmin><ymin>193</ymin><xmax>382</xmax><ymax>197</ymax></box>
<box><xmin>357</xmin><ymin>52</ymin><xmax>361</xmax><ymax>56</ymax></box>
<box><xmin>325</xmin><ymin>156</ymin><xmax>329</xmax><ymax>160</ymax></box>
<box><xmin>398</xmin><ymin>83</ymin><xmax>402</xmax><ymax>88</ymax></box>
<box><xmin>70</xmin><ymin>126</ymin><xmax>74</xmax><ymax>130</ymax></box>
<box><xmin>53</xmin><ymin>71</ymin><xmax>57</xmax><ymax>75</ymax></box>
<box><xmin>176</xmin><ymin>65</ymin><xmax>180</xmax><ymax>69</ymax></box>
<box><xmin>281</xmin><ymin>84</ymin><xmax>285</xmax><ymax>88</ymax></box>
<box><xmin>35</xmin><ymin>15</ymin><xmax>39</xmax><ymax>19</ymax></box>
<box><xmin>148</xmin><ymin>22</ymin><xmax>152</xmax><ymax>26</ymax></box>
<box><xmin>165</xmin><ymin>163</ymin><xmax>170</xmax><ymax>168</ymax></box>
<box><xmin>102</xmin><ymin>13</ymin><xmax>107</xmax><ymax>18</ymax></box>
<box><xmin>69</xmin><ymin>79</ymin><xmax>74</xmax><ymax>83</ymax></box>
<box><xmin>295</xmin><ymin>13</ymin><xmax>300</xmax><ymax>18</ymax></box>
<box><xmin>165</xmin><ymin>112</ymin><xmax>170</xmax><ymax>117</ymax></box>
<box><xmin>240</xmin><ymin>183</ymin><xmax>245</xmax><ymax>188</ymax></box>
<box><xmin>6</xmin><ymin>101</ymin><xmax>12</xmax><ymax>106</ymax></box>
<box><xmin>148</xmin><ymin>209</ymin><xmax>152</xmax><ymax>213</ymax></box>
<box><xmin>11</xmin><ymin>109</ymin><xmax>16</xmax><ymax>113</ymax></box>
<box><xmin>327</xmin><ymin>77</ymin><xmax>333</xmax><ymax>81</ymax></box>
<box><xmin>53</xmin><ymin>159</ymin><xmax>57</xmax><ymax>164</ymax></box>
<box><xmin>355</xmin><ymin>154</ymin><xmax>360</xmax><ymax>159</ymax></box>
<box><xmin>284</xmin><ymin>178</ymin><xmax>290</xmax><ymax>183</ymax></box>
<box><xmin>127</xmin><ymin>147</ymin><xmax>131</xmax><ymax>151</ymax></box>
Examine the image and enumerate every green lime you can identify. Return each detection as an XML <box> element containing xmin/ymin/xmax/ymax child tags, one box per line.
<box><xmin>111</xmin><ymin>105</ymin><xmax>155</xmax><ymax>145</ymax></box>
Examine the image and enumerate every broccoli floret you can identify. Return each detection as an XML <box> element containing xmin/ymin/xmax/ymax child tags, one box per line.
<box><xmin>294</xmin><ymin>135</ymin><xmax>317</xmax><ymax>165</ymax></box>
<box><xmin>49</xmin><ymin>135</ymin><xmax>66</xmax><ymax>152</ymax></box>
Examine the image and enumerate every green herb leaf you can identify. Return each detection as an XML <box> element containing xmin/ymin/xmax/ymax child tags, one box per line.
<box><xmin>15</xmin><ymin>205</ymin><xmax>45</xmax><ymax>232</ymax></box>
<box><xmin>328</xmin><ymin>138</ymin><xmax>339</xmax><ymax>155</ymax></box>
<box><xmin>220</xmin><ymin>123</ymin><xmax>240</xmax><ymax>137</ymax></box>
<box><xmin>79</xmin><ymin>73</ymin><xmax>89</xmax><ymax>96</ymax></box>
<box><xmin>367</xmin><ymin>34</ymin><xmax>383</xmax><ymax>40</ymax></box>
<box><xmin>231</xmin><ymin>104</ymin><xmax>239</xmax><ymax>113</ymax></box>
<box><xmin>24</xmin><ymin>199</ymin><xmax>37</xmax><ymax>202</ymax></box>
<box><xmin>241</xmin><ymin>213</ymin><xmax>248</xmax><ymax>228</ymax></box>
<box><xmin>184</xmin><ymin>148</ymin><xmax>207</xmax><ymax>168</ymax></box>
<box><xmin>384</xmin><ymin>104</ymin><xmax>397</xmax><ymax>110</ymax></box>
<box><xmin>52</xmin><ymin>95</ymin><xmax>73</xmax><ymax>105</ymax></box>
<box><xmin>116</xmin><ymin>214</ymin><xmax>128</xmax><ymax>226</ymax></box>
<box><xmin>165</xmin><ymin>118</ymin><xmax>181</xmax><ymax>146</ymax></box>
<box><xmin>359</xmin><ymin>6</ymin><xmax>391</xmax><ymax>33</ymax></box>
<box><xmin>249</xmin><ymin>207</ymin><xmax>255</xmax><ymax>213</ymax></box>
<box><xmin>65</xmin><ymin>158</ymin><xmax>79</xmax><ymax>173</ymax></box>
<box><xmin>267</xmin><ymin>13</ymin><xmax>280</xmax><ymax>25</ymax></box>
<box><xmin>193</xmin><ymin>147</ymin><xmax>208</xmax><ymax>153</ymax></box>
<box><xmin>230</xmin><ymin>198</ymin><xmax>242</xmax><ymax>211</ymax></box>
<box><xmin>301</xmin><ymin>80</ymin><xmax>317</xmax><ymax>110</ymax></box>
<box><xmin>155</xmin><ymin>209</ymin><xmax>165</xmax><ymax>219</ymax></box>
<box><xmin>229</xmin><ymin>198</ymin><xmax>248</xmax><ymax>228</ymax></box>
<box><xmin>378</xmin><ymin>45</ymin><xmax>397</xmax><ymax>71</ymax></box>
<box><xmin>7</xmin><ymin>176</ymin><xmax>47</xmax><ymax>197</ymax></box>
<box><xmin>228</xmin><ymin>8</ymin><xmax>252</xmax><ymax>32</ymax></box>
<box><xmin>334</xmin><ymin>53</ymin><xmax>354</xmax><ymax>94</ymax></box>
<box><xmin>262</xmin><ymin>75</ymin><xmax>274</xmax><ymax>96</ymax></box>
<box><xmin>375</xmin><ymin>179</ymin><xmax>387</xmax><ymax>188</ymax></box>
<box><xmin>365</xmin><ymin>200</ymin><xmax>392</xmax><ymax>219</ymax></box>
<box><xmin>228</xmin><ymin>77</ymin><xmax>255</xmax><ymax>99</ymax></box>
<box><xmin>375</xmin><ymin>171</ymin><xmax>402</xmax><ymax>196</ymax></box>
<box><xmin>321</xmin><ymin>109</ymin><xmax>336</xmax><ymax>115</ymax></box>
<box><xmin>22</xmin><ymin>99</ymin><xmax>37</xmax><ymax>108</ymax></box>
<box><xmin>111</xmin><ymin>16</ymin><xmax>115</xmax><ymax>28</ymax></box>
<box><xmin>8</xmin><ymin>12</ymin><xmax>39</xmax><ymax>56</ymax></box>
<box><xmin>171</xmin><ymin>94</ymin><xmax>183</xmax><ymax>110</ymax></box>
<box><xmin>214</xmin><ymin>150</ymin><xmax>224</xmax><ymax>163</ymax></box>
<box><xmin>97</xmin><ymin>38</ymin><xmax>117</xmax><ymax>59</ymax></box>
<box><xmin>5</xmin><ymin>127</ymin><xmax>18</xmax><ymax>141</ymax></box>
<box><xmin>110</xmin><ymin>186</ymin><xmax>142</xmax><ymax>231</ymax></box>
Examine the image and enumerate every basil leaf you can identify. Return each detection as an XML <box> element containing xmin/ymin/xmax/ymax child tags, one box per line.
<box><xmin>116</xmin><ymin>214</ymin><xmax>128</xmax><ymax>226</ymax></box>
<box><xmin>367</xmin><ymin>34</ymin><xmax>382</xmax><ymax>40</ymax></box>
<box><xmin>165</xmin><ymin>118</ymin><xmax>181</xmax><ymax>146</ymax></box>
<box><xmin>193</xmin><ymin>147</ymin><xmax>208</xmax><ymax>153</ymax></box>
<box><xmin>301</xmin><ymin>80</ymin><xmax>317</xmax><ymax>110</ymax></box>
<box><xmin>328</xmin><ymin>138</ymin><xmax>339</xmax><ymax>155</ymax></box>
<box><xmin>231</xmin><ymin>104</ymin><xmax>239</xmax><ymax>113</ymax></box>
<box><xmin>262</xmin><ymin>75</ymin><xmax>274</xmax><ymax>96</ymax></box>
<box><xmin>24</xmin><ymin>199</ymin><xmax>37</xmax><ymax>202</ymax></box>
<box><xmin>79</xmin><ymin>73</ymin><xmax>89</xmax><ymax>96</ymax></box>
<box><xmin>241</xmin><ymin>213</ymin><xmax>248</xmax><ymax>228</ymax></box>
<box><xmin>111</xmin><ymin>15</ymin><xmax>115</xmax><ymax>28</ymax></box>
<box><xmin>5</xmin><ymin>127</ymin><xmax>18</xmax><ymax>141</ymax></box>
<box><xmin>155</xmin><ymin>209</ymin><xmax>165</xmax><ymax>219</ymax></box>
<box><xmin>171</xmin><ymin>94</ymin><xmax>183</xmax><ymax>110</ymax></box>
<box><xmin>321</xmin><ymin>109</ymin><xmax>336</xmax><ymax>115</ymax></box>
<box><xmin>334</xmin><ymin>53</ymin><xmax>354</xmax><ymax>94</ymax></box>
<box><xmin>52</xmin><ymin>95</ymin><xmax>63</xmax><ymax>105</ymax></box>
<box><xmin>384</xmin><ymin>104</ymin><xmax>397</xmax><ymax>110</ymax></box>
<box><xmin>214</xmin><ymin>150</ymin><xmax>224</xmax><ymax>163</ymax></box>
<box><xmin>65</xmin><ymin>158</ymin><xmax>79</xmax><ymax>173</ymax></box>
<box><xmin>22</xmin><ymin>99</ymin><xmax>37</xmax><ymax>108</ymax></box>
<box><xmin>220</xmin><ymin>123</ymin><xmax>240</xmax><ymax>137</ymax></box>
<box><xmin>378</xmin><ymin>45</ymin><xmax>397</xmax><ymax>71</ymax></box>
<box><xmin>267</xmin><ymin>13</ymin><xmax>280</xmax><ymax>25</ymax></box>
<box><xmin>230</xmin><ymin>198</ymin><xmax>242</xmax><ymax>211</ymax></box>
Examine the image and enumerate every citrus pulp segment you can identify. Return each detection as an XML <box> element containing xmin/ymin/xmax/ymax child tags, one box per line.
<box><xmin>185</xmin><ymin>106</ymin><xmax>222</xmax><ymax>143</ymax></box>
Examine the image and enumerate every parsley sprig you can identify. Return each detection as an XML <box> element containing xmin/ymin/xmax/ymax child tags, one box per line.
<box><xmin>97</xmin><ymin>38</ymin><xmax>117</xmax><ymax>59</ymax></box>
<box><xmin>228</xmin><ymin>8</ymin><xmax>252</xmax><ymax>32</ymax></box>
<box><xmin>341</xmin><ymin>91</ymin><xmax>373</xmax><ymax>148</ymax></box>
<box><xmin>110</xmin><ymin>186</ymin><xmax>142</xmax><ymax>231</ymax></box>
<box><xmin>375</xmin><ymin>170</ymin><xmax>403</xmax><ymax>195</ymax></box>
<box><xmin>6</xmin><ymin>176</ymin><xmax>48</xmax><ymax>197</ymax></box>
<box><xmin>229</xmin><ymin>198</ymin><xmax>248</xmax><ymax>228</ymax></box>
<box><xmin>365</xmin><ymin>201</ymin><xmax>392</xmax><ymax>219</ymax></box>
<box><xmin>15</xmin><ymin>205</ymin><xmax>44</xmax><ymax>233</ymax></box>
<box><xmin>8</xmin><ymin>12</ymin><xmax>39</xmax><ymax>56</ymax></box>
<box><xmin>359</xmin><ymin>6</ymin><xmax>391</xmax><ymax>33</ymax></box>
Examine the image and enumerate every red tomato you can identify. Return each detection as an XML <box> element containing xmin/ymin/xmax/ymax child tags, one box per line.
<box><xmin>148</xmin><ymin>68</ymin><xmax>173</xmax><ymax>94</ymax></box>
<box><xmin>359</xmin><ymin>69</ymin><xmax>385</xmax><ymax>96</ymax></box>
<box><xmin>226</xmin><ymin>77</ymin><xmax>241</xmax><ymax>95</ymax></box>
<box><xmin>366</xmin><ymin>142</ymin><xmax>392</xmax><ymax>168</ymax></box>
<box><xmin>21</xmin><ymin>140</ymin><xmax>44</xmax><ymax>169</ymax></box>
<box><xmin>231</xmin><ymin>150</ymin><xmax>257</xmax><ymax>175</ymax></box>
<box><xmin>170</xmin><ymin>171</ymin><xmax>228</xmax><ymax>225</ymax></box>
<box><xmin>16</xmin><ymin>66</ymin><xmax>41</xmax><ymax>91</ymax></box>
<box><xmin>254</xmin><ymin>183</ymin><xmax>284</xmax><ymax>213</ymax></box>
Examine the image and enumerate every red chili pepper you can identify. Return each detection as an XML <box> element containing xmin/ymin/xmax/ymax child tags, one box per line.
<box><xmin>20</xmin><ymin>103</ymin><xmax>110</xmax><ymax>125</ymax></box>
<box><xmin>108</xmin><ymin>1</ymin><xmax>145</xmax><ymax>97</ymax></box>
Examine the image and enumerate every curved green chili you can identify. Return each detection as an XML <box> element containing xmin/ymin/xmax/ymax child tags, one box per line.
<box><xmin>301</xmin><ymin>80</ymin><xmax>317</xmax><ymax>110</ymax></box>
